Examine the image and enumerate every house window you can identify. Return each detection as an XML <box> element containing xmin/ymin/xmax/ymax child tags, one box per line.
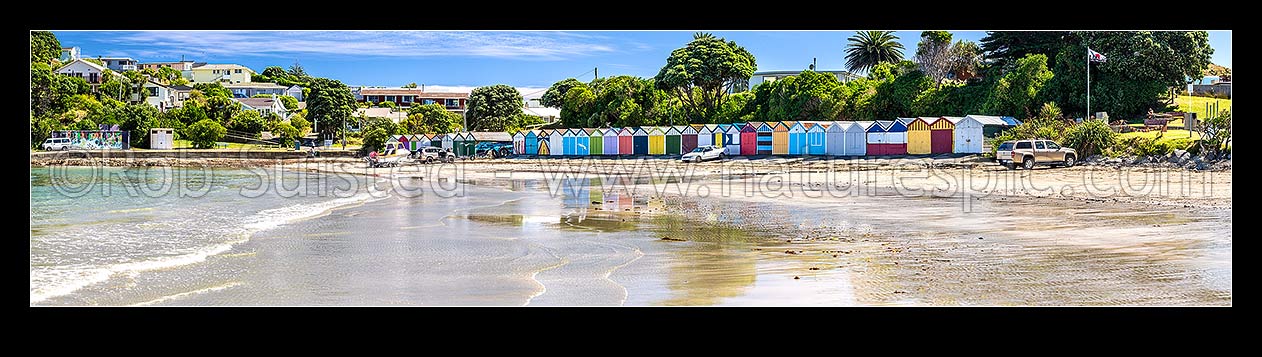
<box><xmin>445</xmin><ymin>99</ymin><xmax>459</xmax><ymax>107</ymax></box>
<box><xmin>147</xmin><ymin>87</ymin><xmax>158</xmax><ymax>97</ymax></box>
<box><xmin>386</xmin><ymin>96</ymin><xmax>395</xmax><ymax>102</ymax></box>
<box><xmin>423</xmin><ymin>99</ymin><xmax>436</xmax><ymax>105</ymax></box>
<box><xmin>401</xmin><ymin>96</ymin><xmax>412</xmax><ymax>103</ymax></box>
<box><xmin>235</xmin><ymin>69</ymin><xmax>242</xmax><ymax>74</ymax></box>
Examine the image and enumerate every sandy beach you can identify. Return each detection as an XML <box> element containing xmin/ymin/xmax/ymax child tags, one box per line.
<box><xmin>31</xmin><ymin>157</ymin><xmax>1231</xmax><ymax>305</ymax></box>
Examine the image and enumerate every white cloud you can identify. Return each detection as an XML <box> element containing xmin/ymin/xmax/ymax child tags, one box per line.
<box><xmin>99</xmin><ymin>31</ymin><xmax>619</xmax><ymax>60</ymax></box>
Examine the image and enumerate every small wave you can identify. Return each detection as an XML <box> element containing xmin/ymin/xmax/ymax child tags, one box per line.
<box><xmin>106</xmin><ymin>207</ymin><xmax>155</xmax><ymax>214</ymax></box>
<box><xmin>32</xmin><ymin>189</ymin><xmax>387</xmax><ymax>305</ymax></box>
<box><xmin>131</xmin><ymin>282</ymin><xmax>242</xmax><ymax>306</ymax></box>
<box><xmin>244</xmin><ymin>193</ymin><xmax>385</xmax><ymax>232</ymax></box>
<box><xmin>31</xmin><ymin>239</ymin><xmax>242</xmax><ymax>305</ymax></box>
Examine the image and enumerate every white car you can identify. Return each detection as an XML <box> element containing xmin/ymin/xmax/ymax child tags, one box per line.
<box><xmin>41</xmin><ymin>137</ymin><xmax>75</xmax><ymax>151</ymax></box>
<box><xmin>681</xmin><ymin>145</ymin><xmax>726</xmax><ymax>163</ymax></box>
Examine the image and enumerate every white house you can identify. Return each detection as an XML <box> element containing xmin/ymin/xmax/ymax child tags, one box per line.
<box><xmin>233</xmin><ymin>96</ymin><xmax>288</xmax><ymax>118</ymax></box>
<box><xmin>287</xmin><ymin>85</ymin><xmax>304</xmax><ymax>101</ymax></box>
<box><xmin>223</xmin><ymin>82</ymin><xmax>289</xmax><ymax>98</ymax></box>
<box><xmin>99</xmin><ymin>57</ymin><xmax>138</xmax><ymax>72</ymax></box>
<box><xmin>59</xmin><ymin>47</ymin><xmax>80</xmax><ymax>62</ymax></box>
<box><xmin>55</xmin><ymin>59</ymin><xmax>113</xmax><ymax>85</ymax></box>
<box><xmin>136</xmin><ymin>80</ymin><xmax>179</xmax><ymax>111</ymax></box>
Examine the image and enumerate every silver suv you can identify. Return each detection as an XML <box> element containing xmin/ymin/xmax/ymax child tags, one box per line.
<box><xmin>995</xmin><ymin>139</ymin><xmax>1077</xmax><ymax>170</ymax></box>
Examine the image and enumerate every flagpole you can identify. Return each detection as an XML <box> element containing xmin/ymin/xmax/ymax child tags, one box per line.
<box><xmin>1086</xmin><ymin>47</ymin><xmax>1091</xmax><ymax>121</ymax></box>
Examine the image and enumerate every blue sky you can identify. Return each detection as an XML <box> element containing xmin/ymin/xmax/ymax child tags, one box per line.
<box><xmin>52</xmin><ymin>30</ymin><xmax>1231</xmax><ymax>97</ymax></box>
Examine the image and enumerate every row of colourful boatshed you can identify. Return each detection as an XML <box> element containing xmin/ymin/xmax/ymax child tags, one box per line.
<box><xmin>508</xmin><ymin>115</ymin><xmax>1018</xmax><ymax>157</ymax></box>
<box><xmin>384</xmin><ymin>132</ymin><xmax>513</xmax><ymax>157</ymax></box>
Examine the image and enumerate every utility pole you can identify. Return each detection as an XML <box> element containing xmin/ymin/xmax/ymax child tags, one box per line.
<box><xmin>594</xmin><ymin>67</ymin><xmax>598</xmax><ymax>79</ymax></box>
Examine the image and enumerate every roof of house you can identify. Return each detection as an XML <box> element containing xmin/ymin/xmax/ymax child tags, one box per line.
<box><xmin>233</xmin><ymin>98</ymin><xmax>282</xmax><ymax>109</ymax></box>
<box><xmin>170</xmin><ymin>84</ymin><xmax>194</xmax><ymax>91</ymax></box>
<box><xmin>57</xmin><ymin>58</ymin><xmax>108</xmax><ymax>73</ymax></box>
<box><xmin>191</xmin><ymin>64</ymin><xmax>256</xmax><ymax>73</ymax></box>
<box><xmin>468</xmin><ymin>132</ymin><xmax>512</xmax><ymax>142</ymax></box>
<box><xmin>359</xmin><ymin>88</ymin><xmax>469</xmax><ymax>98</ymax></box>
<box><xmin>99</xmin><ymin>57</ymin><xmax>136</xmax><ymax>61</ymax></box>
<box><xmin>223</xmin><ymin>82</ymin><xmax>288</xmax><ymax>89</ymax></box>
<box><xmin>966</xmin><ymin>115</ymin><xmax>1010</xmax><ymax>126</ymax></box>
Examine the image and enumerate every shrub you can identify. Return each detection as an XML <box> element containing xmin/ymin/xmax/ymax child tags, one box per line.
<box><xmin>232</xmin><ymin>110</ymin><xmax>267</xmax><ymax>134</ymax></box>
<box><xmin>361</xmin><ymin>127</ymin><xmax>388</xmax><ymax>152</ymax></box>
<box><xmin>1062</xmin><ymin>120</ymin><xmax>1116</xmax><ymax>157</ymax></box>
<box><xmin>272</xmin><ymin>122</ymin><xmax>299</xmax><ymax>147</ymax></box>
<box><xmin>289</xmin><ymin>113</ymin><xmax>311</xmax><ymax>134</ymax></box>
<box><xmin>186</xmin><ymin>119</ymin><xmax>226</xmax><ymax>148</ymax></box>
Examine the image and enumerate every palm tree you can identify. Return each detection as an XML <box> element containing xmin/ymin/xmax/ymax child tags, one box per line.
<box><xmin>845</xmin><ymin>31</ymin><xmax>906</xmax><ymax>74</ymax></box>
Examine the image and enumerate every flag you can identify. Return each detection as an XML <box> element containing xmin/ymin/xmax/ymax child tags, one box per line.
<box><xmin>1088</xmin><ymin>48</ymin><xmax>1107</xmax><ymax>62</ymax></box>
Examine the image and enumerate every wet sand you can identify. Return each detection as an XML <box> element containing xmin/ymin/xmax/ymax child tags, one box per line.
<box><xmin>276</xmin><ymin>158</ymin><xmax>1231</xmax><ymax>305</ymax></box>
<box><xmin>35</xmin><ymin>157</ymin><xmax>1229</xmax><ymax>306</ymax></box>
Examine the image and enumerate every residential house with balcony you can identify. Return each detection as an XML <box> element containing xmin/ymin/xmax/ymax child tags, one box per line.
<box><xmin>357</xmin><ymin>88</ymin><xmax>467</xmax><ymax>113</ymax></box>
<box><xmin>170</xmin><ymin>84</ymin><xmax>193</xmax><ymax>107</ymax></box>
<box><xmin>224</xmin><ymin>82</ymin><xmax>289</xmax><ymax>98</ymax></box>
<box><xmin>55</xmin><ymin>58</ymin><xmax>114</xmax><ymax>86</ymax></box>
<box><xmin>186</xmin><ymin>64</ymin><xmax>256</xmax><ymax>84</ymax></box>
<box><xmin>99</xmin><ymin>57</ymin><xmax>138</xmax><ymax>72</ymax></box>
<box><xmin>59</xmin><ymin>47</ymin><xmax>80</xmax><ymax>62</ymax></box>
<box><xmin>139</xmin><ymin>60</ymin><xmax>197</xmax><ymax>72</ymax></box>
<box><xmin>233</xmin><ymin>96</ymin><xmax>288</xmax><ymax>118</ymax></box>
<box><xmin>133</xmin><ymin>80</ymin><xmax>180</xmax><ymax>111</ymax></box>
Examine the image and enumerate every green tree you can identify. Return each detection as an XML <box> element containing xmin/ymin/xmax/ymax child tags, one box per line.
<box><xmin>979</xmin><ymin>31</ymin><xmax>1069</xmax><ymax>70</ymax></box>
<box><xmin>186</xmin><ymin>119</ymin><xmax>226</xmax><ymax>148</ymax></box>
<box><xmin>117</xmin><ymin>103</ymin><xmax>167</xmax><ymax>148</ymax></box>
<box><xmin>193</xmin><ymin>82</ymin><xmax>232</xmax><ymax>98</ymax></box>
<box><xmin>98</xmin><ymin>72</ymin><xmax>129</xmax><ymax>102</ymax></box>
<box><xmin>166</xmin><ymin>102</ymin><xmax>210</xmax><ymax>127</ymax></box>
<box><xmin>31</xmin><ymin>31</ymin><xmax>61</xmax><ymax>64</ymax></box>
<box><xmin>949</xmin><ymin>40</ymin><xmax>982</xmax><ymax>80</ymax></box>
<box><xmin>985</xmin><ymin>54</ymin><xmax>1054</xmax><ymax>119</ymax></box>
<box><xmin>305</xmin><ymin>77</ymin><xmax>356</xmax><ymax>137</ymax></box>
<box><xmin>466</xmin><ymin>84</ymin><xmax>523</xmax><ymax>131</ymax></box>
<box><xmin>654</xmin><ymin>33</ymin><xmax>757</xmax><ymax>123</ymax></box>
<box><xmin>156</xmin><ymin>67</ymin><xmax>184</xmax><ymax>84</ymax></box>
<box><xmin>762</xmin><ymin>70</ymin><xmax>846</xmax><ymax>121</ymax></box>
<box><xmin>845</xmin><ymin>31</ymin><xmax>906</xmax><ymax>74</ymax></box>
<box><xmin>868</xmin><ymin>63</ymin><xmax>934</xmax><ymax>119</ymax></box>
<box><xmin>361</xmin><ymin>127</ymin><xmax>389</xmax><ymax>152</ymax></box>
<box><xmin>404</xmin><ymin>103</ymin><xmax>463</xmax><ymax>133</ymax></box>
<box><xmin>205</xmin><ymin>96</ymin><xmax>243</xmax><ymax>126</ymax></box>
<box><xmin>288</xmin><ymin>112</ymin><xmax>311</xmax><ymax>134</ymax></box>
<box><xmin>31</xmin><ymin>115</ymin><xmax>62</xmax><ymax>149</ymax></box>
<box><xmin>272</xmin><ymin>122</ymin><xmax>300</xmax><ymax>147</ymax></box>
<box><xmin>560</xmin><ymin>84</ymin><xmax>596</xmax><ymax>128</ymax></box>
<box><xmin>232</xmin><ymin>110</ymin><xmax>267</xmax><ymax>134</ymax></box>
<box><xmin>288</xmin><ymin>61</ymin><xmax>309</xmax><ymax>81</ymax></box>
<box><xmin>375</xmin><ymin>101</ymin><xmax>397</xmax><ymax>109</ymax></box>
<box><xmin>540</xmin><ymin>78</ymin><xmax>584</xmax><ymax>108</ymax></box>
<box><xmin>1043</xmin><ymin>31</ymin><xmax>1213</xmax><ymax>118</ymax></box>
<box><xmin>403</xmin><ymin>82</ymin><xmax>418</xmax><ymax>88</ymax></box>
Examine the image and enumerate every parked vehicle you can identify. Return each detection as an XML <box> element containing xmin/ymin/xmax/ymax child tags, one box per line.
<box><xmin>413</xmin><ymin>146</ymin><xmax>454</xmax><ymax>163</ymax></box>
<box><xmin>41</xmin><ymin>137</ymin><xmax>76</xmax><ymax>151</ymax></box>
<box><xmin>681</xmin><ymin>145</ymin><xmax>726</xmax><ymax>163</ymax></box>
<box><xmin>473</xmin><ymin>142</ymin><xmax>514</xmax><ymax>159</ymax></box>
<box><xmin>995</xmin><ymin>139</ymin><xmax>1077</xmax><ymax>170</ymax></box>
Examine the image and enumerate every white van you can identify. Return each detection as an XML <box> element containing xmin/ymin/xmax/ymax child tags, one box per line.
<box><xmin>41</xmin><ymin>137</ymin><xmax>74</xmax><ymax>151</ymax></box>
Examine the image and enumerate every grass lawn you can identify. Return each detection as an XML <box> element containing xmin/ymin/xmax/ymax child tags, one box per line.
<box><xmin>1119</xmin><ymin>129</ymin><xmax>1200</xmax><ymax>141</ymax></box>
<box><xmin>1174</xmin><ymin>95</ymin><xmax>1231</xmax><ymax>119</ymax></box>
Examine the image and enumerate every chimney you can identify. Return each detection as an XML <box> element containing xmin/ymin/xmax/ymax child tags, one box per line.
<box><xmin>421</xmin><ymin>84</ymin><xmax>425</xmax><ymax>92</ymax></box>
